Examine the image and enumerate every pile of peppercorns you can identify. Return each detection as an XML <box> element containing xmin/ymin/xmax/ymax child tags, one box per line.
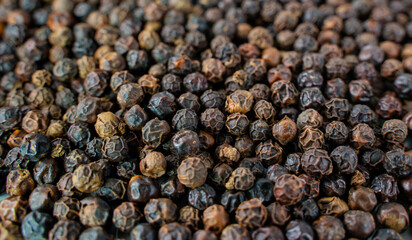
<box><xmin>0</xmin><ymin>0</ymin><xmax>411</xmax><ymax>239</ymax></box>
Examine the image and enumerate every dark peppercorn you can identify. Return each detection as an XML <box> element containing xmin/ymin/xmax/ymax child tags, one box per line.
<box><xmin>79</xmin><ymin>227</ymin><xmax>110</xmax><ymax>240</ymax></box>
<box><xmin>29</xmin><ymin>184</ymin><xmax>59</xmax><ymax>212</ymax></box>
<box><xmin>383</xmin><ymin>149</ymin><xmax>412</xmax><ymax>177</ymax></box>
<box><xmin>79</xmin><ymin>197</ymin><xmax>110</xmax><ymax>227</ymax></box>
<box><xmin>49</xmin><ymin>220</ymin><xmax>82</xmax><ymax>240</ymax></box>
<box><xmin>371</xmin><ymin>174</ymin><xmax>399</xmax><ymax>203</ymax></box>
<box><xmin>128</xmin><ymin>175</ymin><xmax>158</xmax><ymax>203</ymax></box>
<box><xmin>256</xmin><ymin>140</ymin><xmax>283</xmax><ymax>166</ymax></box>
<box><xmin>144</xmin><ymin>198</ymin><xmax>177</xmax><ymax>226</ymax></box>
<box><xmin>148</xmin><ymin>91</ymin><xmax>176</xmax><ymax>119</ymax></box>
<box><xmin>344</xmin><ymin>210</ymin><xmax>375</xmax><ymax>239</ymax></box>
<box><xmin>285</xmin><ymin>220</ymin><xmax>315</xmax><ymax>240</ymax></box>
<box><xmin>112</xmin><ymin>202</ymin><xmax>142</xmax><ymax>232</ymax></box>
<box><xmin>22</xmin><ymin>211</ymin><xmax>54</xmax><ymax>240</ymax></box>
<box><xmin>372</xmin><ymin>229</ymin><xmax>402</xmax><ymax>240</ymax></box>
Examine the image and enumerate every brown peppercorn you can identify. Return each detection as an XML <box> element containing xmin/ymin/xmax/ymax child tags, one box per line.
<box><xmin>225</xmin><ymin>167</ymin><xmax>255</xmax><ymax>191</ymax></box>
<box><xmin>77</xmin><ymin>56</ymin><xmax>97</xmax><ymax>79</ymax></box>
<box><xmin>199</xmin><ymin>131</ymin><xmax>215</xmax><ymax>150</ymax></box>
<box><xmin>22</xmin><ymin>110</ymin><xmax>49</xmax><ymax>133</ymax></box>
<box><xmin>6</xmin><ymin>169</ymin><xmax>35</xmax><ymax>197</ymax></box>
<box><xmin>48</xmin><ymin>219</ymin><xmax>82</xmax><ymax>240</ymax></box>
<box><xmin>313</xmin><ymin>216</ymin><xmax>345</xmax><ymax>240</ymax></box>
<box><xmin>272</xmin><ymin>116</ymin><xmax>297</xmax><ymax>145</ymax></box>
<box><xmin>99</xmin><ymin>51</ymin><xmax>126</xmax><ymax>73</ymax></box>
<box><xmin>0</xmin><ymin>196</ymin><xmax>28</xmax><ymax>223</ymax></box>
<box><xmin>381</xmin><ymin>59</ymin><xmax>404</xmax><ymax>81</ymax></box>
<box><xmin>178</xmin><ymin>157</ymin><xmax>207</xmax><ymax>189</ymax></box>
<box><xmin>245</xmin><ymin>58</ymin><xmax>267</xmax><ymax>81</ymax></box>
<box><xmin>262</xmin><ymin>47</ymin><xmax>280</xmax><ymax>67</ymax></box>
<box><xmin>225</xmin><ymin>90</ymin><xmax>254</xmax><ymax>114</ymax></box>
<box><xmin>95</xmin><ymin>112</ymin><xmax>126</xmax><ymax>138</ymax></box>
<box><xmin>348</xmin><ymin>186</ymin><xmax>377</xmax><ymax>212</ymax></box>
<box><xmin>298</xmin><ymin>127</ymin><xmax>325</xmax><ymax>151</ymax></box>
<box><xmin>267</xmin><ymin>64</ymin><xmax>292</xmax><ymax>84</ymax></box>
<box><xmin>203</xmin><ymin>204</ymin><xmax>229</xmax><ymax>234</ymax></box>
<box><xmin>102</xmin><ymin>136</ymin><xmax>128</xmax><ymax>162</ymax></box>
<box><xmin>267</xmin><ymin>202</ymin><xmax>290</xmax><ymax>226</ymax></box>
<box><xmin>210</xmin><ymin>163</ymin><xmax>233</xmax><ymax>187</ymax></box>
<box><xmin>140</xmin><ymin>151</ymin><xmax>167</xmax><ymax>178</ymax></box>
<box><xmin>299</xmin><ymin>174</ymin><xmax>320</xmax><ymax>199</ymax></box>
<box><xmin>216</xmin><ymin>143</ymin><xmax>240</xmax><ymax>166</ymax></box>
<box><xmin>29</xmin><ymin>184</ymin><xmax>59</xmax><ymax>212</ymax></box>
<box><xmin>158</xmin><ymin>222</ymin><xmax>191</xmax><ymax>240</ymax></box>
<box><xmin>297</xmin><ymin>109</ymin><xmax>323</xmax><ymax>130</ymax></box>
<box><xmin>317</xmin><ymin>197</ymin><xmax>349</xmax><ymax>217</ymax></box>
<box><xmin>202</xmin><ymin>58</ymin><xmax>226</xmax><ymax>83</ymax></box>
<box><xmin>53</xmin><ymin>196</ymin><xmax>80</xmax><ymax>220</ymax></box>
<box><xmin>351</xmin><ymin>123</ymin><xmax>376</xmax><ymax>149</ymax></box>
<box><xmin>7</xmin><ymin>129</ymin><xmax>26</xmax><ymax>148</ymax></box>
<box><xmin>254</xmin><ymin>100</ymin><xmax>276</xmax><ymax>123</ymax></box>
<box><xmin>79</xmin><ymin>197</ymin><xmax>110</xmax><ymax>227</ymax></box>
<box><xmin>56</xmin><ymin>173</ymin><xmax>81</xmax><ymax>198</ymax></box>
<box><xmin>31</xmin><ymin>70</ymin><xmax>52</xmax><ymax>87</ymax></box>
<box><xmin>377</xmin><ymin>202</ymin><xmax>409</xmax><ymax>232</ymax></box>
<box><xmin>235</xmin><ymin>198</ymin><xmax>267</xmax><ymax>229</ymax></box>
<box><xmin>301</xmin><ymin>149</ymin><xmax>333</xmax><ymax>178</ymax></box>
<box><xmin>0</xmin><ymin>220</ymin><xmax>23</xmax><ymax>240</ymax></box>
<box><xmin>325</xmin><ymin>57</ymin><xmax>349</xmax><ymax>79</ymax></box>
<box><xmin>273</xmin><ymin>174</ymin><xmax>305</xmax><ymax>206</ymax></box>
<box><xmin>179</xmin><ymin>205</ymin><xmax>201</xmax><ymax>231</ymax></box>
<box><xmin>112</xmin><ymin>202</ymin><xmax>142</xmax><ymax>232</ymax></box>
<box><xmin>144</xmin><ymin>198</ymin><xmax>177</xmax><ymax>226</ymax></box>
<box><xmin>138</xmin><ymin>74</ymin><xmax>160</xmax><ymax>96</ymax></box>
<box><xmin>381</xmin><ymin>119</ymin><xmax>408</xmax><ymax>144</ymax></box>
<box><xmin>72</xmin><ymin>162</ymin><xmax>103</xmax><ymax>193</ymax></box>
<box><xmin>138</xmin><ymin>29</ymin><xmax>160</xmax><ymax>51</ymax></box>
<box><xmin>220</xmin><ymin>224</ymin><xmax>250</xmax><ymax>240</ymax></box>
<box><xmin>248</xmin><ymin>27</ymin><xmax>274</xmax><ymax>49</ymax></box>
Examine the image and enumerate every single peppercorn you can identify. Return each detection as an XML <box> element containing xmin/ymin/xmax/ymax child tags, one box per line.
<box><xmin>348</xmin><ymin>186</ymin><xmax>377</xmax><ymax>212</ymax></box>
<box><xmin>72</xmin><ymin>162</ymin><xmax>103</xmax><ymax>193</ymax></box>
<box><xmin>178</xmin><ymin>157</ymin><xmax>207</xmax><ymax>189</ymax></box>
<box><xmin>79</xmin><ymin>197</ymin><xmax>110</xmax><ymax>227</ymax></box>
<box><xmin>377</xmin><ymin>202</ymin><xmax>409</xmax><ymax>232</ymax></box>
<box><xmin>140</xmin><ymin>151</ymin><xmax>167</xmax><ymax>178</ymax></box>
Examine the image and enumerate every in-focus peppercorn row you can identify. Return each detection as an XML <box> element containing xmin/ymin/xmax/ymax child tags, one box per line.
<box><xmin>0</xmin><ymin>0</ymin><xmax>411</xmax><ymax>240</ymax></box>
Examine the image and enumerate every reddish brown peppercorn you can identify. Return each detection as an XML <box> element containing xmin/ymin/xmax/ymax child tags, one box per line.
<box><xmin>235</xmin><ymin>198</ymin><xmax>267</xmax><ymax>229</ymax></box>
<box><xmin>203</xmin><ymin>204</ymin><xmax>229</xmax><ymax>234</ymax></box>
<box><xmin>140</xmin><ymin>151</ymin><xmax>167</xmax><ymax>178</ymax></box>
<box><xmin>273</xmin><ymin>174</ymin><xmax>305</xmax><ymax>206</ymax></box>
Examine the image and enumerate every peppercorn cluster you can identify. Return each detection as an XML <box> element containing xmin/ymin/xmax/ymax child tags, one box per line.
<box><xmin>0</xmin><ymin>0</ymin><xmax>411</xmax><ymax>239</ymax></box>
